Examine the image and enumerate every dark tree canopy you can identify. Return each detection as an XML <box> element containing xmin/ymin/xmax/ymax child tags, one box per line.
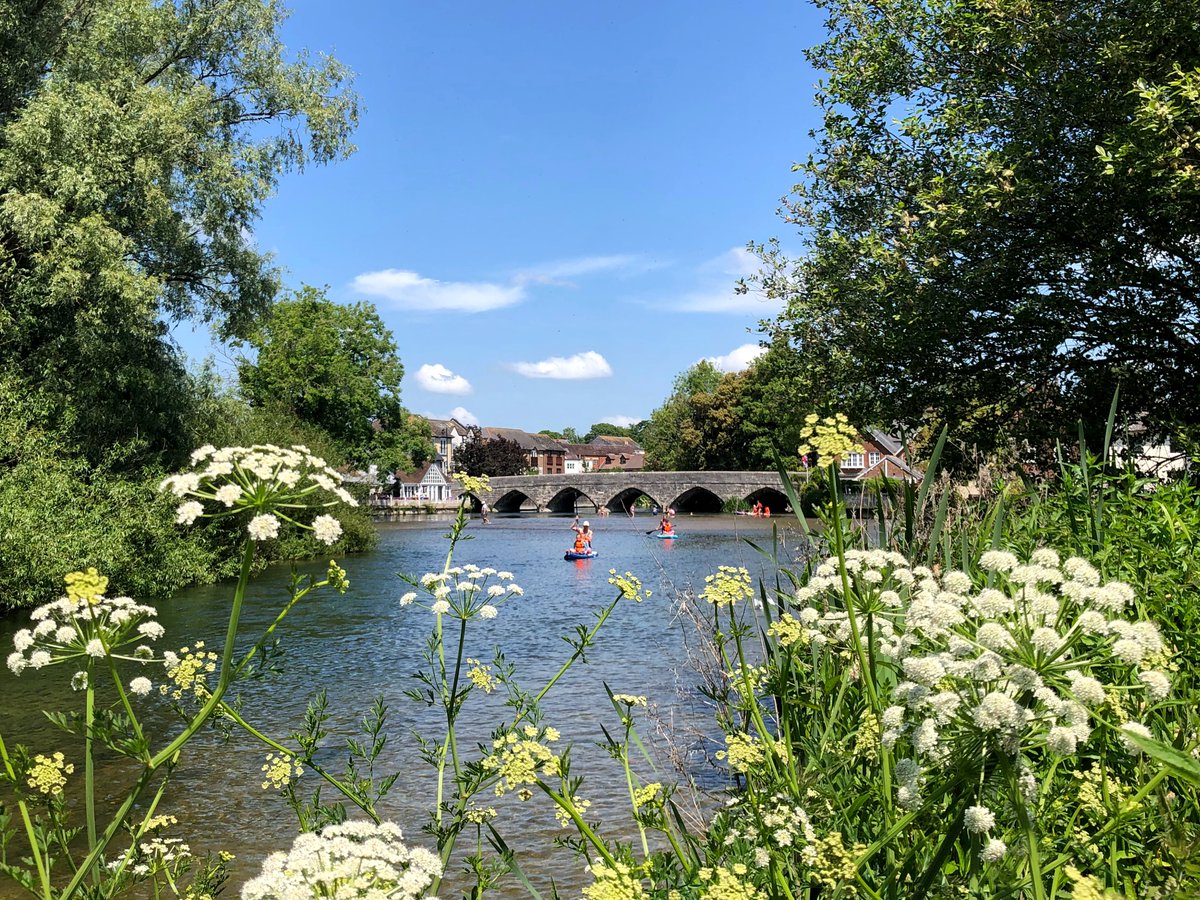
<box><xmin>756</xmin><ymin>0</ymin><xmax>1200</xmax><ymax>459</ymax></box>
<box><xmin>453</xmin><ymin>427</ymin><xmax>529</xmax><ymax>477</ymax></box>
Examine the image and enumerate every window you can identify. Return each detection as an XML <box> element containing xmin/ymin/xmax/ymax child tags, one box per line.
<box><xmin>869</xmin><ymin>452</ymin><xmax>880</xmax><ymax>466</ymax></box>
<box><xmin>841</xmin><ymin>452</ymin><xmax>865</xmax><ymax>469</ymax></box>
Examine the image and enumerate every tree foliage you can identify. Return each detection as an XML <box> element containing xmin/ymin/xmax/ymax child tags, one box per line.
<box><xmin>453</xmin><ymin>427</ymin><xmax>530</xmax><ymax>477</ymax></box>
<box><xmin>756</xmin><ymin>0</ymin><xmax>1200</xmax><ymax>459</ymax></box>
<box><xmin>237</xmin><ymin>285</ymin><xmax>430</xmax><ymax>472</ymax></box>
<box><xmin>0</xmin><ymin>0</ymin><xmax>358</xmax><ymax>464</ymax></box>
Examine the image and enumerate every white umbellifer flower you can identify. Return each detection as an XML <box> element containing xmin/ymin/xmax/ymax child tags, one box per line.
<box><xmin>1139</xmin><ymin>670</ymin><xmax>1171</xmax><ymax>701</ymax></box>
<box><xmin>977</xmin><ymin>622</ymin><xmax>1015</xmax><ymax>650</ymax></box>
<box><xmin>1119</xmin><ymin>721</ymin><xmax>1153</xmax><ymax>754</ymax></box>
<box><xmin>138</xmin><ymin>621</ymin><xmax>165</xmax><ymax>640</ymax></box>
<box><xmin>1111</xmin><ymin>638</ymin><xmax>1145</xmax><ymax>665</ymax></box>
<box><xmin>174</xmin><ymin>501</ymin><xmax>204</xmax><ymax>525</ymax></box>
<box><xmin>902</xmin><ymin>656</ymin><xmax>946</xmax><ymax>687</ymax></box>
<box><xmin>7</xmin><ymin>652</ymin><xmax>26</xmax><ymax>674</ymax></box>
<box><xmin>247</xmin><ymin>514</ymin><xmax>280</xmax><ymax>541</ymax></box>
<box><xmin>964</xmin><ymin>805</ymin><xmax>995</xmax><ymax>834</ymax></box>
<box><xmin>29</xmin><ymin>650</ymin><xmax>51</xmax><ymax>669</ymax></box>
<box><xmin>1046</xmin><ymin>726</ymin><xmax>1079</xmax><ymax>755</ymax></box>
<box><xmin>13</xmin><ymin>630</ymin><xmax>33</xmax><ymax>652</ymax></box>
<box><xmin>508</xmin><ymin>585</ymin><xmax>524</xmax><ymax>596</ymax></box>
<box><xmin>431</xmin><ymin>600</ymin><xmax>450</xmax><ymax>615</ymax></box>
<box><xmin>478</xmin><ymin>605</ymin><xmax>498</xmax><ymax>620</ymax></box>
<box><xmin>973</xmin><ymin>692</ymin><xmax>1020</xmax><ymax>731</ymax></box>
<box><xmin>85</xmin><ymin>638</ymin><xmax>106</xmax><ymax>658</ymax></box>
<box><xmin>979</xmin><ymin>551</ymin><xmax>1019</xmax><ymax>573</ymax></box>
<box><xmin>882</xmin><ymin>706</ymin><xmax>906</xmax><ymax>729</ymax></box>
<box><xmin>240</xmin><ymin>820</ymin><xmax>441</xmax><ymax>900</ymax></box>
<box><xmin>1064</xmin><ymin>557</ymin><xmax>1100</xmax><ymax>585</ymax></box>
<box><xmin>1030</xmin><ymin>627</ymin><xmax>1061</xmax><ymax>655</ymax></box>
<box><xmin>129</xmin><ymin>677</ymin><xmax>152</xmax><ymax>696</ymax></box>
<box><xmin>215</xmin><ymin>484</ymin><xmax>242</xmax><ymax>507</ymax></box>
<box><xmin>486</xmin><ymin>584</ymin><xmax>506</xmax><ymax>598</ymax></box>
<box><xmin>400</xmin><ymin>592</ymin><xmax>417</xmax><ymax>606</ymax></box>
<box><xmin>1067</xmin><ymin>671</ymin><xmax>1106</xmax><ymax>706</ymax></box>
<box><xmin>311</xmin><ymin>514</ymin><xmax>343</xmax><ymax>545</ymax></box>
<box><xmin>980</xmin><ymin>838</ymin><xmax>1007</xmax><ymax>862</ymax></box>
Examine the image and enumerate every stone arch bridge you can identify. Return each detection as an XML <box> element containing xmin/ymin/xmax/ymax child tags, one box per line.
<box><xmin>463</xmin><ymin>471</ymin><xmax>795</xmax><ymax>515</ymax></box>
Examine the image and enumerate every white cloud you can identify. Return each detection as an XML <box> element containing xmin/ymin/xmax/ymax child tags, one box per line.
<box><xmin>510</xmin><ymin>350</ymin><xmax>613</xmax><ymax>380</ymax></box>
<box><xmin>515</xmin><ymin>254</ymin><xmax>655</xmax><ymax>285</ymax></box>
<box><xmin>449</xmin><ymin>406</ymin><xmax>479</xmax><ymax>426</ymax></box>
<box><xmin>668</xmin><ymin>247</ymin><xmax>785</xmax><ymax>314</ymax></box>
<box><xmin>705</xmin><ymin>343</ymin><xmax>767</xmax><ymax>373</ymax></box>
<box><xmin>352</xmin><ymin>269</ymin><xmax>525</xmax><ymax>312</ymax></box>
<box><xmin>414</xmin><ymin>363</ymin><xmax>472</xmax><ymax>395</ymax></box>
<box><xmin>597</xmin><ymin>414</ymin><xmax>642</xmax><ymax>428</ymax></box>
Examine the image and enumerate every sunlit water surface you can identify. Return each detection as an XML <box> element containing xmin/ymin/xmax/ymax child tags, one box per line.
<box><xmin>0</xmin><ymin>514</ymin><xmax>810</xmax><ymax>896</ymax></box>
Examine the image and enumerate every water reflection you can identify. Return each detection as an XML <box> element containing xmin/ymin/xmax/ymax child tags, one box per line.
<box><xmin>0</xmin><ymin>514</ymin><xmax>811</xmax><ymax>897</ymax></box>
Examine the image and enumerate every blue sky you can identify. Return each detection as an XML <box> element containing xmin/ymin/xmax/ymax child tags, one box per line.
<box><xmin>178</xmin><ymin>1</ymin><xmax>826</xmax><ymax>433</ymax></box>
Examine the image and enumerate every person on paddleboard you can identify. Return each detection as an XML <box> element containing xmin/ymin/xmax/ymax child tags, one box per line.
<box><xmin>570</xmin><ymin>517</ymin><xmax>594</xmax><ymax>553</ymax></box>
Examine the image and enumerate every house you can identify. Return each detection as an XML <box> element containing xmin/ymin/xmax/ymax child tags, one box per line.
<box><xmin>837</xmin><ymin>429</ymin><xmax>922</xmax><ymax>483</ymax></box>
<box><xmin>562</xmin><ymin>445</ymin><xmax>586</xmax><ymax>474</ymax></box>
<box><xmin>424</xmin><ymin>417</ymin><xmax>470</xmax><ymax>474</ymax></box>
<box><xmin>391</xmin><ymin>459</ymin><xmax>456</xmax><ymax>503</ymax></box>
<box><xmin>482</xmin><ymin>427</ymin><xmax>567</xmax><ymax>475</ymax></box>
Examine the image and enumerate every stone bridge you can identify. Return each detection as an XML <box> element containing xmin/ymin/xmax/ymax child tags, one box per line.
<box><xmin>462</xmin><ymin>471</ymin><xmax>796</xmax><ymax>515</ymax></box>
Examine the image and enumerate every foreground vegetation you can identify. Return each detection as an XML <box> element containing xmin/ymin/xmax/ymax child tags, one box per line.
<box><xmin>1</xmin><ymin>415</ymin><xmax>1197</xmax><ymax>898</ymax></box>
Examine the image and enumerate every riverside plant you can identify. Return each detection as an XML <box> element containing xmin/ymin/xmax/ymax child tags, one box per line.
<box><xmin>0</xmin><ymin>444</ymin><xmax>405</xmax><ymax>900</ymax></box>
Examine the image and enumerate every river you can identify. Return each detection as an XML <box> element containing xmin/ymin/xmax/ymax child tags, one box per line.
<box><xmin>0</xmin><ymin>513</ymin><xmax>811</xmax><ymax>897</ymax></box>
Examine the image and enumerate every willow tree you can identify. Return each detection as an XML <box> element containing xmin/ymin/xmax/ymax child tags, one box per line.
<box><xmin>0</xmin><ymin>0</ymin><xmax>358</xmax><ymax>464</ymax></box>
<box><xmin>758</xmin><ymin>0</ymin><xmax>1200</xmax><ymax>459</ymax></box>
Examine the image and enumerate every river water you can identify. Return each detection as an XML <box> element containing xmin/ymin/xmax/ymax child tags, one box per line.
<box><xmin>0</xmin><ymin>513</ymin><xmax>811</xmax><ymax>897</ymax></box>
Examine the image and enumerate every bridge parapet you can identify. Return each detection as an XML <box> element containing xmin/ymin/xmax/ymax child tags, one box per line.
<box><xmin>470</xmin><ymin>471</ymin><xmax>796</xmax><ymax>514</ymax></box>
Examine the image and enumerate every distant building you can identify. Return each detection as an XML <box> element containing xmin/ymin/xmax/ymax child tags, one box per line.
<box><xmin>391</xmin><ymin>459</ymin><xmax>456</xmax><ymax>503</ymax></box>
<box><xmin>482</xmin><ymin>427</ymin><xmax>566</xmax><ymax>475</ymax></box>
<box><xmin>425</xmin><ymin>417</ymin><xmax>470</xmax><ymax>474</ymax></box>
<box><xmin>836</xmin><ymin>430</ymin><xmax>922</xmax><ymax>483</ymax></box>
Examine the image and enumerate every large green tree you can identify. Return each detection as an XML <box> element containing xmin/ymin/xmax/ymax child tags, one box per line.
<box><xmin>757</xmin><ymin>0</ymin><xmax>1200</xmax><ymax>458</ymax></box>
<box><xmin>238</xmin><ymin>285</ymin><xmax>431</xmax><ymax>472</ymax></box>
<box><xmin>0</xmin><ymin>0</ymin><xmax>358</xmax><ymax>465</ymax></box>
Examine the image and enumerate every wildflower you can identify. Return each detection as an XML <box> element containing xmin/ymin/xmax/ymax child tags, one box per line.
<box><xmin>980</xmin><ymin>838</ymin><xmax>1007</xmax><ymax>862</ymax></box>
<box><xmin>399</xmin><ymin>592</ymin><xmax>417</xmax><ymax>606</ymax></box>
<box><xmin>129</xmin><ymin>676</ymin><xmax>152</xmax><ymax>696</ymax></box>
<box><xmin>608</xmin><ymin>570</ymin><xmax>650</xmax><ymax>602</ymax></box>
<box><xmin>797</xmin><ymin>413</ymin><xmax>861</xmax><ymax>465</ymax></box>
<box><xmin>964</xmin><ymin>805</ymin><xmax>996</xmax><ymax>834</ymax></box>
<box><xmin>85</xmin><ymin>638</ymin><xmax>106</xmax><ymax>658</ymax></box>
<box><xmin>701</xmin><ymin>566</ymin><xmax>754</xmax><ymax>606</ymax></box>
<box><xmin>467</xmin><ymin>659</ymin><xmax>498</xmax><ymax>693</ymax></box>
<box><xmin>1119</xmin><ymin>721</ymin><xmax>1153</xmax><ymax>754</ymax></box>
<box><xmin>261</xmin><ymin>752</ymin><xmax>304</xmax><ymax>790</ymax></box>
<box><xmin>483</xmin><ymin>728</ymin><xmax>561</xmax><ymax>797</ymax></box>
<box><xmin>215</xmin><ymin>484</ymin><xmax>242</xmax><ymax>506</ymax></box>
<box><xmin>247</xmin><ymin>514</ymin><xmax>280</xmax><ymax>541</ymax></box>
<box><xmin>478</xmin><ymin>604</ymin><xmax>498</xmax><ymax>619</ymax></box>
<box><xmin>612</xmin><ymin>694</ymin><xmax>648</xmax><ymax>707</ymax></box>
<box><xmin>1138</xmin><ymin>670</ymin><xmax>1170</xmax><ymax>701</ymax></box>
<box><xmin>160</xmin><ymin>644</ymin><xmax>219</xmax><ymax>701</ymax></box>
<box><xmin>240</xmin><ymin>821</ymin><xmax>441</xmax><ymax>900</ymax></box>
<box><xmin>175</xmin><ymin>501</ymin><xmax>204</xmax><ymax>525</ymax></box>
<box><xmin>583</xmin><ymin>860</ymin><xmax>647</xmax><ymax>900</ymax></box>
<box><xmin>311</xmin><ymin>514</ymin><xmax>343</xmax><ymax>545</ymax></box>
<box><xmin>27</xmin><ymin>751</ymin><xmax>74</xmax><ymax>795</ymax></box>
<box><xmin>431</xmin><ymin>600</ymin><xmax>450</xmax><ymax>615</ymax></box>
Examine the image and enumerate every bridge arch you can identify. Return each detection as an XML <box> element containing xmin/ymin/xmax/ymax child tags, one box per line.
<box><xmin>607</xmin><ymin>486</ymin><xmax>662</xmax><ymax>516</ymax></box>
<box><xmin>492</xmin><ymin>489</ymin><xmax>538</xmax><ymax>513</ymax></box>
<box><xmin>743</xmin><ymin>486</ymin><xmax>791</xmax><ymax>515</ymax></box>
<box><xmin>545</xmin><ymin>487</ymin><xmax>599</xmax><ymax>514</ymax></box>
<box><xmin>669</xmin><ymin>486</ymin><xmax>724</xmax><ymax>514</ymax></box>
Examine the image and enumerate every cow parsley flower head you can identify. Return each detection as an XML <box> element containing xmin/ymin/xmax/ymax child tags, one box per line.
<box><xmin>8</xmin><ymin>571</ymin><xmax>164</xmax><ymax>675</ymax></box>
<box><xmin>240</xmin><ymin>821</ymin><xmax>440</xmax><ymax>900</ymax></box>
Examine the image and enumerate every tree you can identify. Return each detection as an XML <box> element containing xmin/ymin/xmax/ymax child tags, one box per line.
<box><xmin>584</xmin><ymin>422</ymin><xmax>636</xmax><ymax>442</ymax></box>
<box><xmin>643</xmin><ymin>362</ymin><xmax>724</xmax><ymax>470</ymax></box>
<box><xmin>757</xmin><ymin>0</ymin><xmax>1200</xmax><ymax>459</ymax></box>
<box><xmin>0</xmin><ymin>0</ymin><xmax>358</xmax><ymax>464</ymax></box>
<box><xmin>238</xmin><ymin>286</ymin><xmax>429</xmax><ymax>470</ymax></box>
<box><xmin>453</xmin><ymin>427</ymin><xmax>529</xmax><ymax>477</ymax></box>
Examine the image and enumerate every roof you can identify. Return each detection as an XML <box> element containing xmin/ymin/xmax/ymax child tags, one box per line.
<box><xmin>483</xmin><ymin>427</ymin><xmax>564</xmax><ymax>452</ymax></box>
<box><xmin>866</xmin><ymin>429</ymin><xmax>904</xmax><ymax>456</ymax></box>
<box><xmin>846</xmin><ymin>454</ymin><xmax>922</xmax><ymax>482</ymax></box>
<box><xmin>393</xmin><ymin>460</ymin><xmax>448</xmax><ymax>484</ymax></box>
<box><xmin>589</xmin><ymin>435</ymin><xmax>642</xmax><ymax>450</ymax></box>
<box><xmin>595</xmin><ymin>452</ymin><xmax>645</xmax><ymax>471</ymax></box>
<box><xmin>425</xmin><ymin>417</ymin><xmax>469</xmax><ymax>438</ymax></box>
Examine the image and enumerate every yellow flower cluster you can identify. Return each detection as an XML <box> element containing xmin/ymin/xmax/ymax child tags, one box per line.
<box><xmin>483</xmin><ymin>725</ymin><xmax>561</xmax><ymax>799</ymax></box>
<box><xmin>853</xmin><ymin>710</ymin><xmax>880</xmax><ymax>762</ymax></box>
<box><xmin>261</xmin><ymin>751</ymin><xmax>304</xmax><ymax>790</ymax></box>
<box><xmin>697</xmin><ymin>864</ymin><xmax>762</xmax><ymax>900</ymax></box>
<box><xmin>65</xmin><ymin>568</ymin><xmax>109</xmax><ymax>604</ymax></box>
<box><xmin>27</xmin><ymin>751</ymin><xmax>74</xmax><ymax>796</ymax></box>
<box><xmin>467</xmin><ymin>658</ymin><xmax>498</xmax><ymax>693</ymax></box>
<box><xmin>160</xmin><ymin>643</ymin><xmax>219</xmax><ymax>701</ymax></box>
<box><xmin>554</xmin><ymin>791</ymin><xmax>591</xmax><ymax>828</ymax></box>
<box><xmin>452</xmin><ymin>472</ymin><xmax>492</xmax><ymax>495</ymax></box>
<box><xmin>716</xmin><ymin>732</ymin><xmax>782</xmax><ymax>773</ymax></box>
<box><xmin>767</xmin><ymin>613</ymin><xmax>807</xmax><ymax>648</ymax></box>
<box><xmin>1064</xmin><ymin>866</ymin><xmax>1122</xmax><ymax>900</ymax></box>
<box><xmin>611</xmin><ymin>694</ymin><xmax>647</xmax><ymax>707</ymax></box>
<box><xmin>810</xmin><ymin>832</ymin><xmax>865</xmax><ymax>896</ymax></box>
<box><xmin>463</xmin><ymin>805</ymin><xmax>498</xmax><ymax>825</ymax></box>
<box><xmin>582</xmin><ymin>860</ymin><xmax>648</xmax><ymax>900</ymax></box>
<box><xmin>701</xmin><ymin>566</ymin><xmax>754</xmax><ymax>607</ymax></box>
<box><xmin>327</xmin><ymin>560</ymin><xmax>350</xmax><ymax>593</ymax></box>
<box><xmin>607</xmin><ymin>570</ymin><xmax>651</xmax><ymax>602</ymax></box>
<box><xmin>632</xmin><ymin>782</ymin><xmax>663</xmax><ymax>809</ymax></box>
<box><xmin>797</xmin><ymin>413</ymin><xmax>861</xmax><ymax>465</ymax></box>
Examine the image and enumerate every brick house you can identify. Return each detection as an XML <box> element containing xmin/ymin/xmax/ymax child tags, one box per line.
<box><xmin>836</xmin><ymin>429</ymin><xmax>922</xmax><ymax>483</ymax></box>
<box><xmin>482</xmin><ymin>427</ymin><xmax>567</xmax><ymax>475</ymax></box>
